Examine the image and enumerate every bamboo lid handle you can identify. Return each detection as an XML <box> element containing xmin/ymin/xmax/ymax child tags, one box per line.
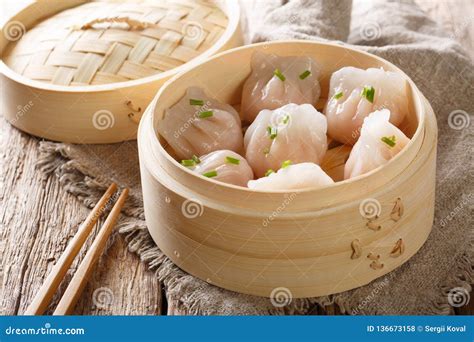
<box><xmin>76</xmin><ymin>17</ymin><xmax>153</xmax><ymax>30</ymax></box>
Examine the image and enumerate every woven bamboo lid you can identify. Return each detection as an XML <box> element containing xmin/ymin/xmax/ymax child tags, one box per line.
<box><xmin>3</xmin><ymin>0</ymin><xmax>229</xmax><ymax>86</ymax></box>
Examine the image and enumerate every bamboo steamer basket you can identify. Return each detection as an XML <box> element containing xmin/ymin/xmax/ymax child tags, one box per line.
<box><xmin>0</xmin><ymin>0</ymin><xmax>241</xmax><ymax>143</ymax></box>
<box><xmin>138</xmin><ymin>41</ymin><xmax>438</xmax><ymax>298</ymax></box>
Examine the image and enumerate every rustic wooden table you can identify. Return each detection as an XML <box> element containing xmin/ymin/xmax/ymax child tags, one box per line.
<box><xmin>1</xmin><ymin>0</ymin><xmax>472</xmax><ymax>316</ymax></box>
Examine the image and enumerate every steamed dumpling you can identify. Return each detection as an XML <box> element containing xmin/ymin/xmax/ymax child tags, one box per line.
<box><xmin>186</xmin><ymin>150</ymin><xmax>253</xmax><ymax>187</ymax></box>
<box><xmin>344</xmin><ymin>109</ymin><xmax>410</xmax><ymax>179</ymax></box>
<box><xmin>244</xmin><ymin>103</ymin><xmax>328</xmax><ymax>178</ymax></box>
<box><xmin>248</xmin><ymin>163</ymin><xmax>334</xmax><ymax>191</ymax></box>
<box><xmin>241</xmin><ymin>51</ymin><xmax>321</xmax><ymax>123</ymax></box>
<box><xmin>158</xmin><ymin>87</ymin><xmax>243</xmax><ymax>160</ymax></box>
<box><xmin>325</xmin><ymin>67</ymin><xmax>408</xmax><ymax>145</ymax></box>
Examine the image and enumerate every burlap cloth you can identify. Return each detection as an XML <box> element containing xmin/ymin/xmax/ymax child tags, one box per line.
<box><xmin>37</xmin><ymin>0</ymin><xmax>473</xmax><ymax>315</ymax></box>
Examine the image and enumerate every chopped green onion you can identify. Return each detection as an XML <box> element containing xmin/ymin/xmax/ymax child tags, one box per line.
<box><xmin>225</xmin><ymin>156</ymin><xmax>240</xmax><ymax>165</ymax></box>
<box><xmin>381</xmin><ymin>135</ymin><xmax>396</xmax><ymax>147</ymax></box>
<box><xmin>267</xmin><ymin>126</ymin><xmax>278</xmax><ymax>139</ymax></box>
<box><xmin>203</xmin><ymin>170</ymin><xmax>217</xmax><ymax>178</ymax></box>
<box><xmin>192</xmin><ymin>155</ymin><xmax>201</xmax><ymax>164</ymax></box>
<box><xmin>281</xmin><ymin>160</ymin><xmax>292</xmax><ymax>169</ymax></box>
<box><xmin>299</xmin><ymin>70</ymin><xmax>311</xmax><ymax>80</ymax></box>
<box><xmin>198</xmin><ymin>110</ymin><xmax>213</xmax><ymax>118</ymax></box>
<box><xmin>281</xmin><ymin>115</ymin><xmax>290</xmax><ymax>124</ymax></box>
<box><xmin>181</xmin><ymin>159</ymin><xmax>195</xmax><ymax>167</ymax></box>
<box><xmin>263</xmin><ymin>148</ymin><xmax>270</xmax><ymax>156</ymax></box>
<box><xmin>265</xmin><ymin>169</ymin><xmax>275</xmax><ymax>177</ymax></box>
<box><xmin>334</xmin><ymin>91</ymin><xmax>343</xmax><ymax>100</ymax></box>
<box><xmin>273</xmin><ymin>68</ymin><xmax>286</xmax><ymax>81</ymax></box>
<box><xmin>189</xmin><ymin>98</ymin><xmax>204</xmax><ymax>106</ymax></box>
<box><xmin>360</xmin><ymin>86</ymin><xmax>375</xmax><ymax>103</ymax></box>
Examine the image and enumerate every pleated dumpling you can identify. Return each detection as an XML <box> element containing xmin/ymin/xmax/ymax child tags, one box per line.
<box><xmin>158</xmin><ymin>87</ymin><xmax>243</xmax><ymax>160</ymax></box>
<box><xmin>244</xmin><ymin>103</ymin><xmax>328</xmax><ymax>178</ymax></box>
<box><xmin>325</xmin><ymin>67</ymin><xmax>408</xmax><ymax>145</ymax></box>
<box><xmin>344</xmin><ymin>109</ymin><xmax>410</xmax><ymax>179</ymax></box>
<box><xmin>241</xmin><ymin>51</ymin><xmax>321</xmax><ymax>123</ymax></box>
<box><xmin>248</xmin><ymin>162</ymin><xmax>334</xmax><ymax>191</ymax></box>
<box><xmin>183</xmin><ymin>150</ymin><xmax>254</xmax><ymax>187</ymax></box>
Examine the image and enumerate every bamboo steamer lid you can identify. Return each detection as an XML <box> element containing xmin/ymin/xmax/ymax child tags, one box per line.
<box><xmin>4</xmin><ymin>0</ymin><xmax>230</xmax><ymax>85</ymax></box>
<box><xmin>0</xmin><ymin>0</ymin><xmax>242</xmax><ymax>143</ymax></box>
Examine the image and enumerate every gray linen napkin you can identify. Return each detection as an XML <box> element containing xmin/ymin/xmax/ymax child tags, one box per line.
<box><xmin>38</xmin><ymin>0</ymin><xmax>473</xmax><ymax>314</ymax></box>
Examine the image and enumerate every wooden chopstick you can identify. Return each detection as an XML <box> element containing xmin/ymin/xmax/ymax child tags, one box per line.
<box><xmin>24</xmin><ymin>183</ymin><xmax>118</xmax><ymax>316</ymax></box>
<box><xmin>53</xmin><ymin>188</ymin><xmax>129</xmax><ymax>315</ymax></box>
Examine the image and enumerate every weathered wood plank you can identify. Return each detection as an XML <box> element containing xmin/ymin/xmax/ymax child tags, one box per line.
<box><xmin>0</xmin><ymin>117</ymin><xmax>162</xmax><ymax>315</ymax></box>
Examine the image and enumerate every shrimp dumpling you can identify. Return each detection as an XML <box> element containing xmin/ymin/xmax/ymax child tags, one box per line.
<box><xmin>344</xmin><ymin>109</ymin><xmax>410</xmax><ymax>179</ymax></box>
<box><xmin>185</xmin><ymin>150</ymin><xmax>254</xmax><ymax>187</ymax></box>
<box><xmin>325</xmin><ymin>67</ymin><xmax>409</xmax><ymax>145</ymax></box>
<box><xmin>241</xmin><ymin>51</ymin><xmax>321</xmax><ymax>123</ymax></box>
<box><xmin>244</xmin><ymin>103</ymin><xmax>328</xmax><ymax>178</ymax></box>
<box><xmin>158</xmin><ymin>87</ymin><xmax>243</xmax><ymax>160</ymax></box>
<box><xmin>248</xmin><ymin>163</ymin><xmax>334</xmax><ymax>191</ymax></box>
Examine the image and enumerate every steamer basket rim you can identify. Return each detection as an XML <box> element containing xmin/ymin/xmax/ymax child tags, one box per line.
<box><xmin>147</xmin><ymin>40</ymin><xmax>428</xmax><ymax>194</ymax></box>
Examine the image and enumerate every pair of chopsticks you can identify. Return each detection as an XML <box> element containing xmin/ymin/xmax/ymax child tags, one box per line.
<box><xmin>24</xmin><ymin>183</ymin><xmax>128</xmax><ymax>315</ymax></box>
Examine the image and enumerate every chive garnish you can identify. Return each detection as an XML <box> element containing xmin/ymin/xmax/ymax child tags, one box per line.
<box><xmin>192</xmin><ymin>155</ymin><xmax>201</xmax><ymax>164</ymax></box>
<box><xmin>381</xmin><ymin>135</ymin><xmax>396</xmax><ymax>147</ymax></box>
<box><xmin>225</xmin><ymin>156</ymin><xmax>240</xmax><ymax>165</ymax></box>
<box><xmin>334</xmin><ymin>91</ymin><xmax>343</xmax><ymax>100</ymax></box>
<box><xmin>189</xmin><ymin>98</ymin><xmax>204</xmax><ymax>106</ymax></box>
<box><xmin>281</xmin><ymin>160</ymin><xmax>292</xmax><ymax>169</ymax></box>
<box><xmin>203</xmin><ymin>170</ymin><xmax>217</xmax><ymax>178</ymax></box>
<box><xmin>281</xmin><ymin>115</ymin><xmax>290</xmax><ymax>124</ymax></box>
<box><xmin>198</xmin><ymin>110</ymin><xmax>213</xmax><ymax>118</ymax></box>
<box><xmin>181</xmin><ymin>159</ymin><xmax>195</xmax><ymax>167</ymax></box>
<box><xmin>361</xmin><ymin>86</ymin><xmax>375</xmax><ymax>103</ymax></box>
<box><xmin>299</xmin><ymin>70</ymin><xmax>311</xmax><ymax>80</ymax></box>
<box><xmin>267</xmin><ymin>126</ymin><xmax>277</xmax><ymax>139</ymax></box>
<box><xmin>273</xmin><ymin>68</ymin><xmax>286</xmax><ymax>81</ymax></box>
<box><xmin>265</xmin><ymin>169</ymin><xmax>275</xmax><ymax>177</ymax></box>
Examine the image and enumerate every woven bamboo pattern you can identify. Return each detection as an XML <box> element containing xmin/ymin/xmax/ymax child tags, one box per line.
<box><xmin>3</xmin><ymin>0</ymin><xmax>228</xmax><ymax>86</ymax></box>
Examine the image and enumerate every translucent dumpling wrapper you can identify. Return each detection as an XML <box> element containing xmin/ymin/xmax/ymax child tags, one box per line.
<box><xmin>241</xmin><ymin>51</ymin><xmax>321</xmax><ymax>123</ymax></box>
<box><xmin>244</xmin><ymin>103</ymin><xmax>328</xmax><ymax>178</ymax></box>
<box><xmin>186</xmin><ymin>150</ymin><xmax>254</xmax><ymax>187</ymax></box>
<box><xmin>325</xmin><ymin>66</ymin><xmax>409</xmax><ymax>145</ymax></box>
<box><xmin>158</xmin><ymin>87</ymin><xmax>243</xmax><ymax>160</ymax></box>
<box><xmin>248</xmin><ymin>163</ymin><xmax>334</xmax><ymax>191</ymax></box>
<box><xmin>344</xmin><ymin>109</ymin><xmax>410</xmax><ymax>179</ymax></box>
